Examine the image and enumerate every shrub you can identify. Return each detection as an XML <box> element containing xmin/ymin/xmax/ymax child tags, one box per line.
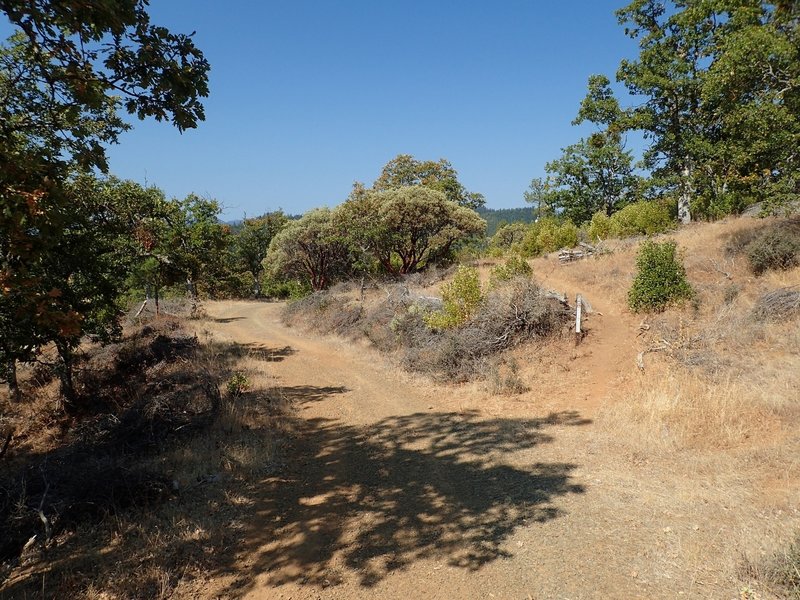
<box><xmin>613</xmin><ymin>201</ymin><xmax>673</xmax><ymax>236</ymax></box>
<box><xmin>409</xmin><ymin>277</ymin><xmax>569</xmax><ymax>381</ymax></box>
<box><xmin>424</xmin><ymin>266</ymin><xmax>483</xmax><ymax>329</ymax></box>
<box><xmin>226</xmin><ymin>371</ymin><xmax>250</xmax><ymax>397</ymax></box>
<box><xmin>515</xmin><ymin>218</ymin><xmax>579</xmax><ymax>257</ymax></box>
<box><xmin>746</xmin><ymin>230</ymin><xmax>800</xmax><ymax>275</ymax></box>
<box><xmin>628</xmin><ymin>240</ymin><xmax>693</xmax><ymax>312</ymax></box>
<box><xmin>586</xmin><ymin>212</ymin><xmax>613</xmax><ymax>242</ymax></box>
<box><xmin>490</xmin><ymin>255</ymin><xmax>532</xmax><ymax>285</ymax></box>
<box><xmin>262</xmin><ymin>278</ymin><xmax>311</xmax><ymax>300</ymax></box>
<box><xmin>587</xmin><ymin>202</ymin><xmax>673</xmax><ymax>241</ymax></box>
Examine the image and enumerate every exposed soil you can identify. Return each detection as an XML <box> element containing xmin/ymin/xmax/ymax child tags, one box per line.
<box><xmin>185</xmin><ymin>296</ymin><xmax>794</xmax><ymax>600</ymax></box>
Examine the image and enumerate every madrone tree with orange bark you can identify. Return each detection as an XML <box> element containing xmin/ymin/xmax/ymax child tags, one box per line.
<box><xmin>336</xmin><ymin>186</ymin><xmax>486</xmax><ymax>276</ymax></box>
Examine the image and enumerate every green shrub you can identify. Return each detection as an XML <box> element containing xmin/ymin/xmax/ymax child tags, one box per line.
<box><xmin>515</xmin><ymin>217</ymin><xmax>579</xmax><ymax>257</ymax></box>
<box><xmin>746</xmin><ymin>230</ymin><xmax>800</xmax><ymax>275</ymax></box>
<box><xmin>262</xmin><ymin>278</ymin><xmax>311</xmax><ymax>300</ymax></box>
<box><xmin>586</xmin><ymin>202</ymin><xmax>673</xmax><ymax>242</ymax></box>
<box><xmin>226</xmin><ymin>371</ymin><xmax>250</xmax><ymax>397</ymax></box>
<box><xmin>612</xmin><ymin>201</ymin><xmax>673</xmax><ymax>236</ymax></box>
<box><xmin>586</xmin><ymin>212</ymin><xmax>613</xmax><ymax>242</ymax></box>
<box><xmin>424</xmin><ymin>266</ymin><xmax>483</xmax><ymax>329</ymax></box>
<box><xmin>490</xmin><ymin>255</ymin><xmax>532</xmax><ymax>285</ymax></box>
<box><xmin>628</xmin><ymin>240</ymin><xmax>693</xmax><ymax>312</ymax></box>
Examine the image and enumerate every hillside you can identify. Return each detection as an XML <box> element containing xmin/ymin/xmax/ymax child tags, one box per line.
<box><xmin>2</xmin><ymin>214</ymin><xmax>799</xmax><ymax>599</ymax></box>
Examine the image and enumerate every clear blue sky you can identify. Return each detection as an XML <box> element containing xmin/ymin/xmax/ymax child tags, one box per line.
<box><xmin>6</xmin><ymin>1</ymin><xmax>641</xmax><ymax>219</ymax></box>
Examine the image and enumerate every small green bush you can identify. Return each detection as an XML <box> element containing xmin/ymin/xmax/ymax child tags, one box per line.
<box><xmin>424</xmin><ymin>266</ymin><xmax>483</xmax><ymax>329</ymax></box>
<box><xmin>490</xmin><ymin>255</ymin><xmax>532</xmax><ymax>285</ymax></box>
<box><xmin>746</xmin><ymin>230</ymin><xmax>800</xmax><ymax>275</ymax></box>
<box><xmin>628</xmin><ymin>240</ymin><xmax>693</xmax><ymax>312</ymax></box>
<box><xmin>263</xmin><ymin>278</ymin><xmax>311</xmax><ymax>300</ymax></box>
<box><xmin>586</xmin><ymin>212</ymin><xmax>613</xmax><ymax>242</ymax></box>
<box><xmin>226</xmin><ymin>371</ymin><xmax>250</xmax><ymax>397</ymax></box>
<box><xmin>515</xmin><ymin>217</ymin><xmax>579</xmax><ymax>257</ymax></box>
<box><xmin>612</xmin><ymin>201</ymin><xmax>673</xmax><ymax>237</ymax></box>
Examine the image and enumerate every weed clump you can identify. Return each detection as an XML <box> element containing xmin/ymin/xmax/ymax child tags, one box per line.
<box><xmin>490</xmin><ymin>255</ymin><xmax>532</xmax><ymax>285</ymax></box>
<box><xmin>628</xmin><ymin>240</ymin><xmax>693</xmax><ymax>312</ymax></box>
<box><xmin>424</xmin><ymin>266</ymin><xmax>484</xmax><ymax>329</ymax></box>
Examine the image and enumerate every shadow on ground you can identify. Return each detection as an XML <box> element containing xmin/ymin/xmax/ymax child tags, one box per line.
<box><xmin>217</xmin><ymin>405</ymin><xmax>589</xmax><ymax>594</ymax></box>
<box><xmin>210</xmin><ymin>340</ymin><xmax>297</xmax><ymax>364</ymax></box>
<box><xmin>0</xmin><ymin>386</ymin><xmax>589</xmax><ymax>598</ymax></box>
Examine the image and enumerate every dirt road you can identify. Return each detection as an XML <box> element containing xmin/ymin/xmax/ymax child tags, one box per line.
<box><xmin>196</xmin><ymin>300</ymin><xmax>750</xmax><ymax>600</ymax></box>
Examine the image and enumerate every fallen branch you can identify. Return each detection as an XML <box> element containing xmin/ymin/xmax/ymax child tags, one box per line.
<box><xmin>752</xmin><ymin>286</ymin><xmax>800</xmax><ymax>321</ymax></box>
<box><xmin>708</xmin><ymin>259</ymin><xmax>732</xmax><ymax>280</ymax></box>
<box><xmin>636</xmin><ymin>343</ymin><xmax>669</xmax><ymax>371</ymax></box>
<box><xmin>37</xmin><ymin>481</ymin><xmax>52</xmax><ymax>545</ymax></box>
<box><xmin>133</xmin><ymin>298</ymin><xmax>149</xmax><ymax>319</ymax></box>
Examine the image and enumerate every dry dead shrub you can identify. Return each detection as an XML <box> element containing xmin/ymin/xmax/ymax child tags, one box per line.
<box><xmin>281</xmin><ymin>276</ymin><xmax>568</xmax><ymax>385</ymax></box>
<box><xmin>724</xmin><ymin>217</ymin><xmax>800</xmax><ymax>274</ymax></box>
<box><xmin>402</xmin><ymin>277</ymin><xmax>569</xmax><ymax>382</ymax></box>
<box><xmin>752</xmin><ymin>287</ymin><xmax>800</xmax><ymax>322</ymax></box>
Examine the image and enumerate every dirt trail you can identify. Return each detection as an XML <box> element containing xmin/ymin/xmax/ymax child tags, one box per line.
<box><xmin>195</xmin><ymin>301</ymin><xmax>743</xmax><ymax>600</ymax></box>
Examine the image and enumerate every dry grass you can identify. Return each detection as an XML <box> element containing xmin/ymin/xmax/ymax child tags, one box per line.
<box><xmin>0</xmin><ymin>318</ymin><xmax>291</xmax><ymax>599</ymax></box>
<box><xmin>603</xmin><ymin>369</ymin><xmax>796</xmax><ymax>452</ymax></box>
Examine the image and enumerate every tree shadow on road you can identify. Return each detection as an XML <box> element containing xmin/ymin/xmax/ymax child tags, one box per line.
<box><xmin>218</xmin><ymin>407</ymin><xmax>590</xmax><ymax>594</ymax></box>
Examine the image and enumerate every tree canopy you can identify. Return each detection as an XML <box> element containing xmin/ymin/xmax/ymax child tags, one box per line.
<box><xmin>266</xmin><ymin>208</ymin><xmax>352</xmax><ymax>291</ymax></box>
<box><xmin>367</xmin><ymin>154</ymin><xmax>486</xmax><ymax>210</ymax></box>
<box><xmin>336</xmin><ymin>186</ymin><xmax>486</xmax><ymax>275</ymax></box>
<box><xmin>0</xmin><ymin>0</ymin><xmax>210</xmax><ymax>402</ymax></box>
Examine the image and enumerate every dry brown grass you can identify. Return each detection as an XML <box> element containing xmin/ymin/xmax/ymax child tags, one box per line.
<box><xmin>612</xmin><ymin>228</ymin><xmax>799</xmax><ymax>449</ymax></box>
<box><xmin>603</xmin><ymin>368</ymin><xmax>796</xmax><ymax>451</ymax></box>
<box><xmin>0</xmin><ymin>319</ymin><xmax>291</xmax><ymax>599</ymax></box>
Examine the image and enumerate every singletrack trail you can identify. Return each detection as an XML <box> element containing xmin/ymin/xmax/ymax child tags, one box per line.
<box><xmin>193</xmin><ymin>300</ymin><xmax>745</xmax><ymax>600</ymax></box>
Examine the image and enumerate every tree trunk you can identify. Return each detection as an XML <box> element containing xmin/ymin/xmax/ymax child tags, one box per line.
<box><xmin>6</xmin><ymin>358</ymin><xmax>20</xmax><ymax>403</ymax></box>
<box><xmin>678</xmin><ymin>164</ymin><xmax>693</xmax><ymax>224</ymax></box>
<box><xmin>187</xmin><ymin>277</ymin><xmax>199</xmax><ymax>318</ymax></box>
<box><xmin>55</xmin><ymin>342</ymin><xmax>76</xmax><ymax>407</ymax></box>
<box><xmin>155</xmin><ymin>286</ymin><xmax>160</xmax><ymax>316</ymax></box>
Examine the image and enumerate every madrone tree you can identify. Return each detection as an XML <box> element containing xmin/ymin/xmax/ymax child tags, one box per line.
<box><xmin>266</xmin><ymin>208</ymin><xmax>352</xmax><ymax>291</ymax></box>
<box><xmin>337</xmin><ymin>186</ymin><xmax>486</xmax><ymax>275</ymax></box>
<box><xmin>367</xmin><ymin>154</ymin><xmax>486</xmax><ymax>210</ymax></box>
